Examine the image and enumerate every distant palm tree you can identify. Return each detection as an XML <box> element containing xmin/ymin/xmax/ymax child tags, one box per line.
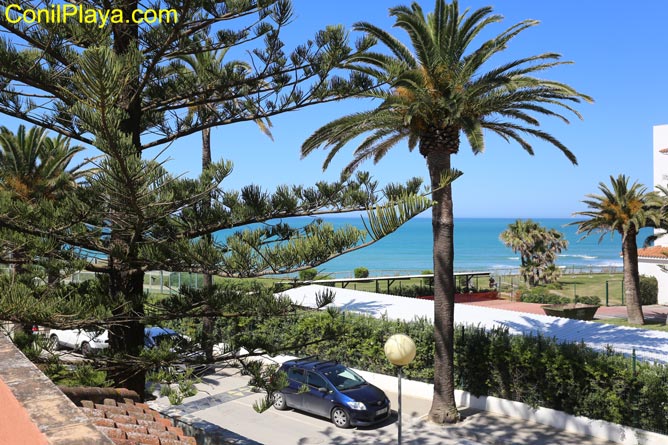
<box><xmin>573</xmin><ymin>175</ymin><xmax>663</xmax><ymax>325</ymax></box>
<box><xmin>500</xmin><ymin>219</ymin><xmax>567</xmax><ymax>287</ymax></box>
<box><xmin>0</xmin><ymin>125</ymin><xmax>89</xmax><ymax>201</ymax></box>
<box><xmin>177</xmin><ymin>43</ymin><xmax>272</xmax><ymax>360</ymax></box>
<box><xmin>301</xmin><ymin>0</ymin><xmax>590</xmax><ymax>423</ymax></box>
<box><xmin>177</xmin><ymin>43</ymin><xmax>272</xmax><ymax>173</ymax></box>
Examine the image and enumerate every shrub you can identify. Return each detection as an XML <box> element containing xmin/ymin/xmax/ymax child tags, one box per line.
<box><xmin>639</xmin><ymin>275</ymin><xmax>658</xmax><ymax>305</ymax></box>
<box><xmin>298</xmin><ymin>268</ymin><xmax>318</xmax><ymax>281</ymax></box>
<box><xmin>421</xmin><ymin>270</ymin><xmax>434</xmax><ymax>286</ymax></box>
<box><xmin>353</xmin><ymin>267</ymin><xmax>369</xmax><ymax>279</ymax></box>
<box><xmin>519</xmin><ymin>288</ymin><xmax>569</xmax><ymax>304</ymax></box>
<box><xmin>385</xmin><ymin>284</ymin><xmax>433</xmax><ymax>298</ymax></box>
<box><xmin>574</xmin><ymin>295</ymin><xmax>601</xmax><ymax>305</ymax></box>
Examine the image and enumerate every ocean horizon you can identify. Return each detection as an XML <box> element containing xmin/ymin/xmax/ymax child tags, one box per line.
<box><xmin>216</xmin><ymin>217</ymin><xmax>653</xmax><ymax>278</ymax></box>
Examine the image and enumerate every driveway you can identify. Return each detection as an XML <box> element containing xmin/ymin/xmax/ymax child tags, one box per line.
<box><xmin>149</xmin><ymin>365</ymin><xmax>614</xmax><ymax>445</ymax></box>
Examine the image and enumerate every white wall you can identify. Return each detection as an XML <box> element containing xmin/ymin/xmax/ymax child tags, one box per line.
<box><xmin>639</xmin><ymin>258</ymin><xmax>668</xmax><ymax>305</ymax></box>
<box><xmin>653</xmin><ymin>125</ymin><xmax>668</xmax><ymax>245</ymax></box>
<box><xmin>355</xmin><ymin>368</ymin><xmax>668</xmax><ymax>445</ymax></box>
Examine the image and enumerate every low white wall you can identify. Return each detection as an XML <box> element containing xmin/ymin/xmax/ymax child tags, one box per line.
<box><xmin>354</xmin><ymin>368</ymin><xmax>666</xmax><ymax>445</ymax></box>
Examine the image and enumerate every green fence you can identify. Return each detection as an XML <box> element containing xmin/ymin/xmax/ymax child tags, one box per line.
<box><xmin>494</xmin><ymin>272</ymin><xmax>628</xmax><ymax>306</ymax></box>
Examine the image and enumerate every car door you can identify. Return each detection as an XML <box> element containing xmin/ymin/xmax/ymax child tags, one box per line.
<box><xmin>283</xmin><ymin>368</ymin><xmax>306</xmax><ymax>409</ymax></box>
<box><xmin>302</xmin><ymin>371</ymin><xmax>335</xmax><ymax>418</ymax></box>
<box><xmin>60</xmin><ymin>329</ymin><xmax>81</xmax><ymax>349</ymax></box>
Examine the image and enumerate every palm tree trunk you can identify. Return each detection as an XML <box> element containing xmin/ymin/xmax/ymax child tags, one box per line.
<box><xmin>202</xmin><ymin>127</ymin><xmax>211</xmax><ymax>169</ymax></box>
<box><xmin>622</xmin><ymin>230</ymin><xmax>644</xmax><ymax>325</ymax></box>
<box><xmin>426</xmin><ymin>150</ymin><xmax>459</xmax><ymax>424</ymax></box>
<box><xmin>201</xmin><ymin>127</ymin><xmax>215</xmax><ymax>361</ymax></box>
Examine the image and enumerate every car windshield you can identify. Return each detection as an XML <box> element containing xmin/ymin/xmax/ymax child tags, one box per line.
<box><xmin>322</xmin><ymin>364</ymin><xmax>367</xmax><ymax>390</ymax></box>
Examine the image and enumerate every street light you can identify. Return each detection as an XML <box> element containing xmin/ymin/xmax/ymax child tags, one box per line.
<box><xmin>384</xmin><ymin>334</ymin><xmax>416</xmax><ymax>445</ymax></box>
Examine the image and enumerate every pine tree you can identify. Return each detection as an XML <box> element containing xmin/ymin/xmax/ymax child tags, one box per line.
<box><xmin>0</xmin><ymin>1</ymin><xmax>430</xmax><ymax>398</ymax></box>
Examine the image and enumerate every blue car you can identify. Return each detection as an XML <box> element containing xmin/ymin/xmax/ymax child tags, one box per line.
<box><xmin>144</xmin><ymin>326</ymin><xmax>186</xmax><ymax>349</ymax></box>
<box><xmin>273</xmin><ymin>357</ymin><xmax>391</xmax><ymax>428</ymax></box>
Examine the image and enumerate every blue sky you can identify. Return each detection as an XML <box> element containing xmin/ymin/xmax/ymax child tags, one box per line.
<box><xmin>163</xmin><ymin>0</ymin><xmax>668</xmax><ymax>218</ymax></box>
<box><xmin>4</xmin><ymin>0</ymin><xmax>668</xmax><ymax>218</ymax></box>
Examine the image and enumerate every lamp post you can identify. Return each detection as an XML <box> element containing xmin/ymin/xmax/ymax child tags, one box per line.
<box><xmin>384</xmin><ymin>334</ymin><xmax>416</xmax><ymax>445</ymax></box>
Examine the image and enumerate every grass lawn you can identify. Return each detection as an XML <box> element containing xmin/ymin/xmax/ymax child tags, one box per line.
<box><xmin>495</xmin><ymin>272</ymin><xmax>625</xmax><ymax>305</ymax></box>
<box><xmin>548</xmin><ymin>273</ymin><xmax>624</xmax><ymax>306</ymax></box>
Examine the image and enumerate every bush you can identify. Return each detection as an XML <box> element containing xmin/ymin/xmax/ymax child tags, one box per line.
<box><xmin>421</xmin><ymin>270</ymin><xmax>434</xmax><ymax>286</ymax></box>
<box><xmin>574</xmin><ymin>295</ymin><xmax>601</xmax><ymax>305</ymax></box>
<box><xmin>519</xmin><ymin>288</ymin><xmax>569</xmax><ymax>304</ymax></box>
<box><xmin>298</xmin><ymin>268</ymin><xmax>318</xmax><ymax>281</ymax></box>
<box><xmin>353</xmin><ymin>267</ymin><xmax>369</xmax><ymax>279</ymax></box>
<box><xmin>385</xmin><ymin>284</ymin><xmax>433</xmax><ymax>298</ymax></box>
<box><xmin>639</xmin><ymin>275</ymin><xmax>658</xmax><ymax>305</ymax></box>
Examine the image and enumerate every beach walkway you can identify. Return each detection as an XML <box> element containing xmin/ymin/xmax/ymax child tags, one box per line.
<box><xmin>279</xmin><ymin>285</ymin><xmax>668</xmax><ymax>364</ymax></box>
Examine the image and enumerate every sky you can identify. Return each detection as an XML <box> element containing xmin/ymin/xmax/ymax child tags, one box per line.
<box><xmin>4</xmin><ymin>0</ymin><xmax>668</xmax><ymax>218</ymax></box>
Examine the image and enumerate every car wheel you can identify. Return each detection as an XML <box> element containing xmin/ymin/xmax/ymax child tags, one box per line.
<box><xmin>80</xmin><ymin>342</ymin><xmax>92</xmax><ymax>357</ymax></box>
<box><xmin>331</xmin><ymin>407</ymin><xmax>351</xmax><ymax>428</ymax></box>
<box><xmin>273</xmin><ymin>392</ymin><xmax>289</xmax><ymax>410</ymax></box>
<box><xmin>49</xmin><ymin>334</ymin><xmax>61</xmax><ymax>351</ymax></box>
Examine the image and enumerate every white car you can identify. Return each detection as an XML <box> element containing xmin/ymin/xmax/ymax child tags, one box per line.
<box><xmin>48</xmin><ymin>328</ymin><xmax>108</xmax><ymax>356</ymax></box>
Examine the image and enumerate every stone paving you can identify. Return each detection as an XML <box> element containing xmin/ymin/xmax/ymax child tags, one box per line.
<box><xmin>152</xmin><ymin>384</ymin><xmax>262</xmax><ymax>445</ymax></box>
<box><xmin>174</xmin><ymin>385</ymin><xmax>256</xmax><ymax>416</ymax></box>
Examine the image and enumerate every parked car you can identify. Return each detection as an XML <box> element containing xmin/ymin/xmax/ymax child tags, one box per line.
<box><xmin>272</xmin><ymin>357</ymin><xmax>391</xmax><ymax>428</ymax></box>
<box><xmin>48</xmin><ymin>326</ymin><xmax>192</xmax><ymax>358</ymax></box>
<box><xmin>144</xmin><ymin>326</ymin><xmax>189</xmax><ymax>349</ymax></box>
<box><xmin>48</xmin><ymin>328</ymin><xmax>108</xmax><ymax>356</ymax></box>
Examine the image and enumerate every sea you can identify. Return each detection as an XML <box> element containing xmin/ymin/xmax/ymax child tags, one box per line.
<box><xmin>216</xmin><ymin>217</ymin><xmax>654</xmax><ymax>278</ymax></box>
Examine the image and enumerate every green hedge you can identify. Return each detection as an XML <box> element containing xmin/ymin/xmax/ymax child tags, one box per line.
<box><xmin>298</xmin><ymin>269</ymin><xmax>318</xmax><ymax>281</ymax></box>
<box><xmin>233</xmin><ymin>311</ymin><xmax>668</xmax><ymax>434</ymax></box>
<box><xmin>639</xmin><ymin>275</ymin><xmax>658</xmax><ymax>305</ymax></box>
<box><xmin>519</xmin><ymin>288</ymin><xmax>569</xmax><ymax>304</ymax></box>
<box><xmin>385</xmin><ymin>284</ymin><xmax>433</xmax><ymax>298</ymax></box>
<box><xmin>574</xmin><ymin>295</ymin><xmax>601</xmax><ymax>305</ymax></box>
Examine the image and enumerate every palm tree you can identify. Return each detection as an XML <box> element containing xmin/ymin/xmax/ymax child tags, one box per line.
<box><xmin>177</xmin><ymin>42</ymin><xmax>272</xmax><ymax>173</ymax></box>
<box><xmin>0</xmin><ymin>125</ymin><xmax>89</xmax><ymax>201</ymax></box>
<box><xmin>177</xmin><ymin>43</ymin><xmax>272</xmax><ymax>361</ymax></box>
<box><xmin>301</xmin><ymin>0</ymin><xmax>590</xmax><ymax>423</ymax></box>
<box><xmin>0</xmin><ymin>125</ymin><xmax>91</xmax><ymax>330</ymax></box>
<box><xmin>573</xmin><ymin>175</ymin><xmax>662</xmax><ymax>325</ymax></box>
<box><xmin>500</xmin><ymin>219</ymin><xmax>567</xmax><ymax>287</ymax></box>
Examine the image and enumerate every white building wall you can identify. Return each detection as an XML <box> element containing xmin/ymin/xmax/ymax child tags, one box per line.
<box><xmin>638</xmin><ymin>258</ymin><xmax>668</xmax><ymax>305</ymax></box>
<box><xmin>653</xmin><ymin>125</ymin><xmax>668</xmax><ymax>246</ymax></box>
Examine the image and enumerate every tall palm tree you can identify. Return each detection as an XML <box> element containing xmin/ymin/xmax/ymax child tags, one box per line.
<box><xmin>573</xmin><ymin>175</ymin><xmax>663</xmax><ymax>325</ymax></box>
<box><xmin>301</xmin><ymin>0</ymin><xmax>590</xmax><ymax>423</ymax></box>
<box><xmin>500</xmin><ymin>219</ymin><xmax>567</xmax><ymax>287</ymax></box>
<box><xmin>177</xmin><ymin>43</ymin><xmax>272</xmax><ymax>173</ymax></box>
<box><xmin>177</xmin><ymin>43</ymin><xmax>272</xmax><ymax>361</ymax></box>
